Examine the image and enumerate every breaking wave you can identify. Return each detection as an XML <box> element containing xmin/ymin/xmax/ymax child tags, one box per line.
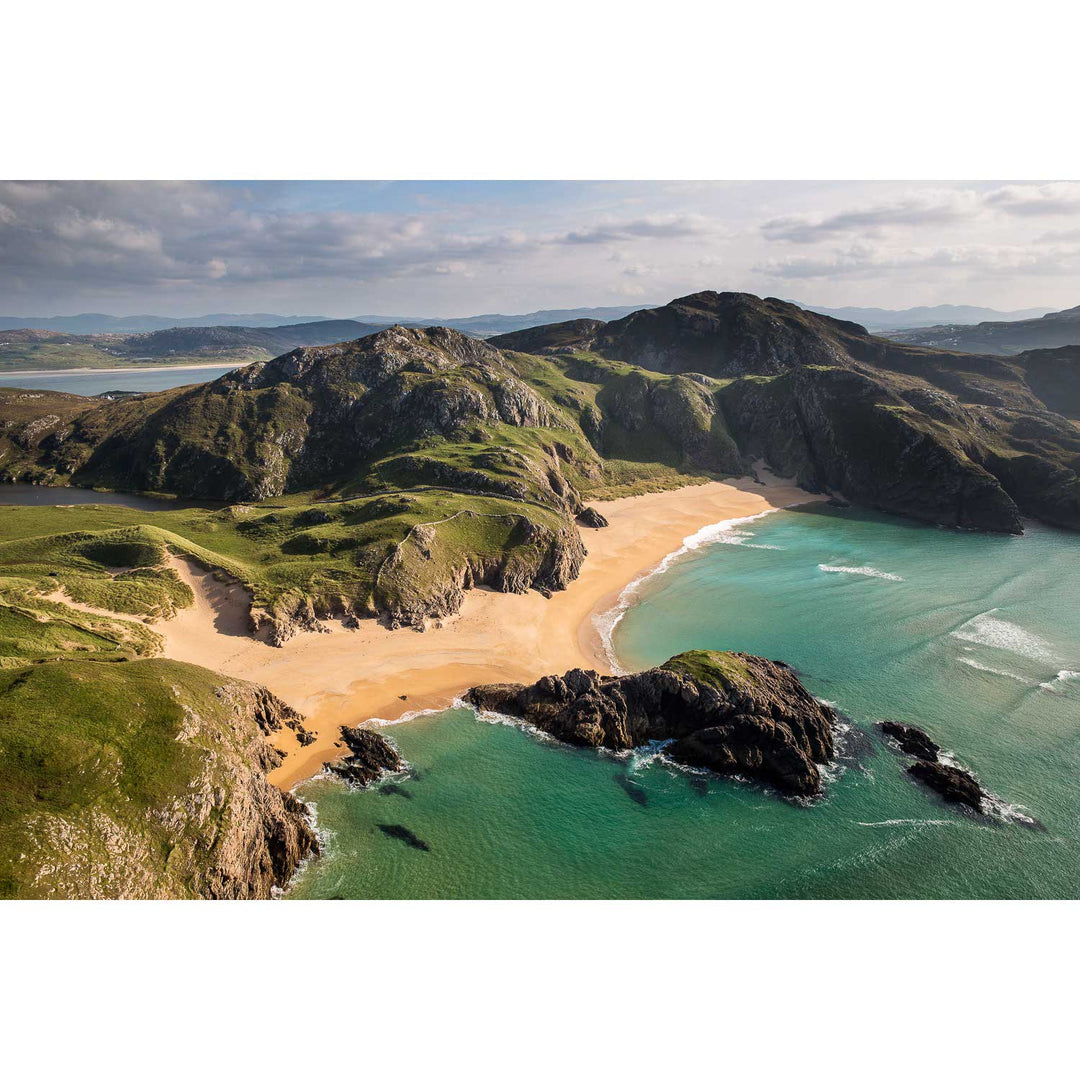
<box><xmin>951</xmin><ymin>609</ymin><xmax>1055</xmax><ymax>662</ymax></box>
<box><xmin>817</xmin><ymin>564</ymin><xmax>904</xmax><ymax>581</ymax></box>
<box><xmin>1039</xmin><ymin>670</ymin><xmax>1080</xmax><ymax>692</ymax></box>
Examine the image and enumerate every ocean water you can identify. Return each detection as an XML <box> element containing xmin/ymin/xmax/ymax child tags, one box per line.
<box><xmin>287</xmin><ymin>506</ymin><xmax>1080</xmax><ymax>899</ymax></box>
<box><xmin>0</xmin><ymin>365</ymin><xmax>236</xmax><ymax>396</ymax></box>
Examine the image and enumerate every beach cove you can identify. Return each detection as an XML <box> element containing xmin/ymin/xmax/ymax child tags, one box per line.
<box><xmin>152</xmin><ymin>472</ymin><xmax>822</xmax><ymax>787</ymax></box>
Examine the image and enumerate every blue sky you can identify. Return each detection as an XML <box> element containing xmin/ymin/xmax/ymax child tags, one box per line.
<box><xmin>2</xmin><ymin>180</ymin><xmax>1079</xmax><ymax>316</ymax></box>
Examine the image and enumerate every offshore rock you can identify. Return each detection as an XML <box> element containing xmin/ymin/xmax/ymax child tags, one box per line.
<box><xmin>327</xmin><ymin>726</ymin><xmax>404</xmax><ymax>786</ymax></box>
<box><xmin>878</xmin><ymin>721</ymin><xmax>941</xmax><ymax>762</ymax></box>
<box><xmin>907</xmin><ymin>761</ymin><xmax>988</xmax><ymax>813</ymax></box>
<box><xmin>466</xmin><ymin>650</ymin><xmax>836</xmax><ymax>797</ymax></box>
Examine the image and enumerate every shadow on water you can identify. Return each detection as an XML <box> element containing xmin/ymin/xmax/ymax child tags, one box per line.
<box><xmin>377</xmin><ymin>824</ymin><xmax>430</xmax><ymax>851</ymax></box>
<box><xmin>614</xmin><ymin>773</ymin><xmax>649</xmax><ymax>807</ymax></box>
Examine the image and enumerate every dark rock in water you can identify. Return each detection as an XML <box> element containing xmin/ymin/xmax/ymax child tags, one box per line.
<box><xmin>878</xmin><ymin>721</ymin><xmax>940</xmax><ymax>762</ymax></box>
<box><xmin>327</xmin><ymin>726</ymin><xmax>403</xmax><ymax>786</ymax></box>
<box><xmin>576</xmin><ymin>506</ymin><xmax>609</xmax><ymax>529</ymax></box>
<box><xmin>615</xmin><ymin>773</ymin><xmax>648</xmax><ymax>806</ymax></box>
<box><xmin>907</xmin><ymin>761</ymin><xmax>987</xmax><ymax>812</ymax></box>
<box><xmin>826</xmin><ymin>496</ymin><xmax>851</xmax><ymax>508</ymax></box>
<box><xmin>379</xmin><ymin>783</ymin><xmax>413</xmax><ymax>799</ymax></box>
<box><xmin>466</xmin><ymin>650</ymin><xmax>836</xmax><ymax>797</ymax></box>
<box><xmin>377</xmin><ymin>824</ymin><xmax>430</xmax><ymax>851</ymax></box>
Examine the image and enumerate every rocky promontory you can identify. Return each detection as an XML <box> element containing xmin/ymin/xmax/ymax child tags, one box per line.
<box><xmin>466</xmin><ymin>650</ymin><xmax>837</xmax><ymax>796</ymax></box>
<box><xmin>0</xmin><ymin>659</ymin><xmax>320</xmax><ymax>899</ymax></box>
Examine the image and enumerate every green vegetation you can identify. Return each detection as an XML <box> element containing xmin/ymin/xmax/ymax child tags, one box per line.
<box><xmin>0</xmin><ymin>657</ymin><xmax>304</xmax><ymax>899</ymax></box>
<box><xmin>663</xmin><ymin>650</ymin><xmax>752</xmax><ymax>692</ymax></box>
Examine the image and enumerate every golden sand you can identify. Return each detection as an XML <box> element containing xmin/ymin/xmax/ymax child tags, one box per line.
<box><xmin>149</xmin><ymin>472</ymin><xmax>822</xmax><ymax>788</ymax></box>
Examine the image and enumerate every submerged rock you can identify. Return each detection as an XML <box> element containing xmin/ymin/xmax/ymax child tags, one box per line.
<box><xmin>327</xmin><ymin>726</ymin><xmax>404</xmax><ymax>786</ymax></box>
<box><xmin>614</xmin><ymin>773</ymin><xmax>648</xmax><ymax>806</ymax></box>
<box><xmin>377</xmin><ymin>824</ymin><xmax>430</xmax><ymax>851</ymax></box>
<box><xmin>878</xmin><ymin>721</ymin><xmax>941</xmax><ymax>762</ymax></box>
<box><xmin>466</xmin><ymin>650</ymin><xmax>836</xmax><ymax>797</ymax></box>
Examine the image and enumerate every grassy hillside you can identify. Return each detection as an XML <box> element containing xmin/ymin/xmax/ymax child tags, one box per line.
<box><xmin>0</xmin><ymin>658</ymin><xmax>316</xmax><ymax>899</ymax></box>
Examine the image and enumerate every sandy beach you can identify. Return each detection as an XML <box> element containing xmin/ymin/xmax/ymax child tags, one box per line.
<box><xmin>153</xmin><ymin>472</ymin><xmax>823</xmax><ymax>788</ymax></box>
<box><xmin>0</xmin><ymin>361</ymin><xmax>241</xmax><ymax>377</ymax></box>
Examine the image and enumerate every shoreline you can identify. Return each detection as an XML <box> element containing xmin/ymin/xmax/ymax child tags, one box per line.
<box><xmin>0</xmin><ymin>361</ymin><xmax>244</xmax><ymax>377</ymax></box>
<box><xmin>153</xmin><ymin>472</ymin><xmax>825</xmax><ymax>788</ymax></box>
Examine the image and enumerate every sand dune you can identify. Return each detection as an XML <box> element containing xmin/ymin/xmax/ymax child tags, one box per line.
<box><xmin>151</xmin><ymin>472</ymin><xmax>822</xmax><ymax>788</ymax></box>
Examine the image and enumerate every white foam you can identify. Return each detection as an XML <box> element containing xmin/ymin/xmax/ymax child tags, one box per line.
<box><xmin>856</xmin><ymin>818</ymin><xmax>955</xmax><ymax>828</ymax></box>
<box><xmin>951</xmin><ymin>609</ymin><xmax>1055</xmax><ymax>662</ymax></box>
<box><xmin>957</xmin><ymin>657</ymin><xmax>1034</xmax><ymax>684</ymax></box>
<box><xmin>363</xmin><ymin>702</ymin><xmax>462</xmax><ymax>728</ymax></box>
<box><xmin>593</xmin><ymin>507</ymin><xmax>787</xmax><ymax>673</ymax></box>
<box><xmin>1039</xmin><ymin>670</ymin><xmax>1080</xmax><ymax>692</ymax></box>
<box><xmin>817</xmin><ymin>564</ymin><xmax>904</xmax><ymax>581</ymax></box>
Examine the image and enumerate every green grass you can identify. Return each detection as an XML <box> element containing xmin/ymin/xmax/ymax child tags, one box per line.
<box><xmin>0</xmin><ymin>658</ymin><xmax>270</xmax><ymax>898</ymax></box>
<box><xmin>663</xmin><ymin>650</ymin><xmax>752</xmax><ymax>691</ymax></box>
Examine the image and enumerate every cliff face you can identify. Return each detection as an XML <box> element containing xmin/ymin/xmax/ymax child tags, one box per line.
<box><xmin>719</xmin><ymin>366</ymin><xmax>1027</xmax><ymax>532</ymax></box>
<box><xmin>466</xmin><ymin>650</ymin><xmax>837</xmax><ymax>797</ymax></box>
<box><xmin>494</xmin><ymin>291</ymin><xmax>1080</xmax><ymax>535</ymax></box>
<box><xmin>0</xmin><ymin>659</ymin><xmax>319</xmax><ymax>899</ymax></box>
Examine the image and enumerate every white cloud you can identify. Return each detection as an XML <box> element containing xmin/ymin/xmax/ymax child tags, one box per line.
<box><xmin>984</xmin><ymin>182</ymin><xmax>1080</xmax><ymax>216</ymax></box>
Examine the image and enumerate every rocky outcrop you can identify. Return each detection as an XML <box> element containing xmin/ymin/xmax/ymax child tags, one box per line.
<box><xmin>878</xmin><ymin>721</ymin><xmax>940</xmax><ymax>761</ymax></box>
<box><xmin>576</xmin><ymin>506</ymin><xmax>608</xmax><ymax>528</ymax></box>
<box><xmin>907</xmin><ymin>760</ymin><xmax>988</xmax><ymax>813</ymax></box>
<box><xmin>372</xmin><ymin>512</ymin><xmax>587</xmax><ymax>628</ymax></box>
<box><xmin>466</xmin><ymin>650</ymin><xmax>836</xmax><ymax>796</ymax></box>
<box><xmin>874</xmin><ymin>718</ymin><xmax>1039</xmax><ymax>825</ymax></box>
<box><xmin>327</xmin><ymin>726</ymin><xmax>404</xmax><ymax>786</ymax></box>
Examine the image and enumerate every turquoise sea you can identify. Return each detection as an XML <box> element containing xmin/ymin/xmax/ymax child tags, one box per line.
<box><xmin>287</xmin><ymin>505</ymin><xmax>1080</xmax><ymax>899</ymax></box>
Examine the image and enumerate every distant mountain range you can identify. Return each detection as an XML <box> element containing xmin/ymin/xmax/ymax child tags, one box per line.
<box><xmin>0</xmin><ymin>313</ymin><xmax>333</xmax><ymax>333</ymax></box>
<box><xmin>880</xmin><ymin>305</ymin><xmax>1080</xmax><ymax>355</ymax></box>
<box><xmin>790</xmin><ymin>302</ymin><xmax>1056</xmax><ymax>331</ymax></box>
<box><xmin>369</xmin><ymin>306</ymin><xmax>650</xmax><ymax>337</ymax></box>
<box><xmin>0</xmin><ymin>305</ymin><xmax>650</xmax><ymax>337</ymax></box>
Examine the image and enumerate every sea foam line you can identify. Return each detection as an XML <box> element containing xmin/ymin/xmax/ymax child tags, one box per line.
<box><xmin>817</xmin><ymin>564</ymin><xmax>904</xmax><ymax>581</ymax></box>
<box><xmin>593</xmin><ymin>507</ymin><xmax>786</xmax><ymax>674</ymax></box>
<box><xmin>957</xmin><ymin>657</ymin><xmax>1034</xmax><ymax>684</ymax></box>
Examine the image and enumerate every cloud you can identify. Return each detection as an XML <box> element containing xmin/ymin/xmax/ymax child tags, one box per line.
<box><xmin>0</xmin><ymin>183</ymin><xmax>722</xmax><ymax>308</ymax></box>
<box><xmin>559</xmin><ymin>214</ymin><xmax>714</xmax><ymax>245</ymax></box>
<box><xmin>756</xmin><ymin>239</ymin><xmax>1080</xmax><ymax>280</ymax></box>
<box><xmin>984</xmin><ymin>182</ymin><xmax>1080</xmax><ymax>216</ymax></box>
<box><xmin>761</xmin><ymin>189</ymin><xmax>981</xmax><ymax>243</ymax></box>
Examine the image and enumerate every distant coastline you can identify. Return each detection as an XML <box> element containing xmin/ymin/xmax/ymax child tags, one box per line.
<box><xmin>0</xmin><ymin>361</ymin><xmax>242</xmax><ymax>377</ymax></box>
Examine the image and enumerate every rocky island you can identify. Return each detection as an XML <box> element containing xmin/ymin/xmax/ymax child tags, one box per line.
<box><xmin>467</xmin><ymin>650</ymin><xmax>837</xmax><ymax>797</ymax></box>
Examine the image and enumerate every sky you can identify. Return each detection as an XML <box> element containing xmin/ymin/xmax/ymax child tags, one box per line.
<box><xmin>1</xmin><ymin>180</ymin><xmax>1079</xmax><ymax>317</ymax></box>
